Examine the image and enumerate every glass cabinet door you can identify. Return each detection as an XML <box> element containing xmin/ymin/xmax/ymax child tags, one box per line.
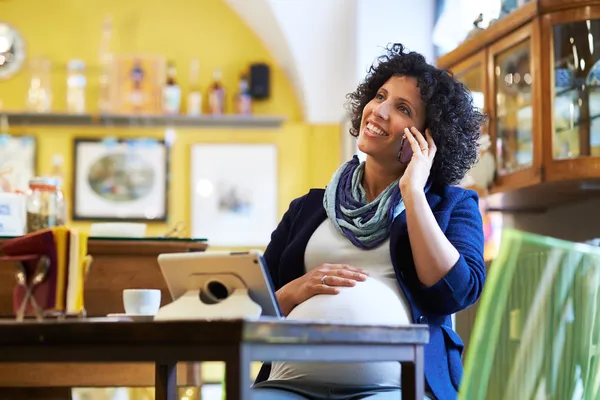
<box><xmin>453</xmin><ymin>53</ymin><xmax>494</xmax><ymax>193</ymax></box>
<box><xmin>455</xmin><ymin>62</ymin><xmax>486</xmax><ymax>111</ymax></box>
<box><xmin>553</xmin><ymin>19</ymin><xmax>600</xmax><ymax>159</ymax></box>
<box><xmin>493</xmin><ymin>39</ymin><xmax>533</xmax><ymax>175</ymax></box>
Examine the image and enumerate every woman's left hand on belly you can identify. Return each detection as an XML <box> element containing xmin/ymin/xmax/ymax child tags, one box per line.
<box><xmin>276</xmin><ymin>263</ymin><xmax>369</xmax><ymax>316</ymax></box>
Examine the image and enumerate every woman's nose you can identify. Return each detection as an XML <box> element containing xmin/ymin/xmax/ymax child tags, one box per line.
<box><xmin>373</xmin><ymin>102</ymin><xmax>389</xmax><ymax>119</ymax></box>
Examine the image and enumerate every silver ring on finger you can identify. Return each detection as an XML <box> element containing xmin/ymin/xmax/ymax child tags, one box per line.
<box><xmin>321</xmin><ymin>275</ymin><xmax>328</xmax><ymax>285</ymax></box>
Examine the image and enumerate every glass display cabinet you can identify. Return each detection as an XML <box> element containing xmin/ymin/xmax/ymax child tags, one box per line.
<box><xmin>438</xmin><ymin>0</ymin><xmax>600</xmax><ymax>211</ymax></box>
<box><xmin>543</xmin><ymin>7</ymin><xmax>600</xmax><ymax>182</ymax></box>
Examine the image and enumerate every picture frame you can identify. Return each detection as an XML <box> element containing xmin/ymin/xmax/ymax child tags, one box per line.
<box><xmin>0</xmin><ymin>134</ymin><xmax>37</xmax><ymax>192</ymax></box>
<box><xmin>191</xmin><ymin>144</ymin><xmax>278</xmax><ymax>246</ymax></box>
<box><xmin>72</xmin><ymin>138</ymin><xmax>169</xmax><ymax>221</ymax></box>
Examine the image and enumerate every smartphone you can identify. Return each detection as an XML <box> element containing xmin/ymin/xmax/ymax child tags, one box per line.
<box><xmin>397</xmin><ymin>135</ymin><xmax>413</xmax><ymax>164</ymax></box>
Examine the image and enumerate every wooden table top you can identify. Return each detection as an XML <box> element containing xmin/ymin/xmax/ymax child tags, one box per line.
<box><xmin>0</xmin><ymin>236</ymin><xmax>209</xmax><ymax>256</ymax></box>
<box><xmin>0</xmin><ymin>318</ymin><xmax>429</xmax><ymax>347</ymax></box>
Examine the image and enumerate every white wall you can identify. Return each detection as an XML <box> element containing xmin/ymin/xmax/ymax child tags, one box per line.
<box><xmin>356</xmin><ymin>0</ymin><xmax>435</xmax><ymax>82</ymax></box>
<box><xmin>267</xmin><ymin>0</ymin><xmax>358</xmax><ymax>124</ymax></box>
<box><xmin>226</xmin><ymin>0</ymin><xmax>435</xmax><ymax>124</ymax></box>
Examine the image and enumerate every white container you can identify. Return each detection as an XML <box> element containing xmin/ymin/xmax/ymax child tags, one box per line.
<box><xmin>0</xmin><ymin>192</ymin><xmax>26</xmax><ymax>236</ymax></box>
<box><xmin>89</xmin><ymin>222</ymin><xmax>147</xmax><ymax>238</ymax></box>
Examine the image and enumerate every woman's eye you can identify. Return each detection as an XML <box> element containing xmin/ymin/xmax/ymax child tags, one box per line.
<box><xmin>398</xmin><ymin>105</ymin><xmax>411</xmax><ymax>115</ymax></box>
<box><xmin>375</xmin><ymin>93</ymin><xmax>384</xmax><ymax>100</ymax></box>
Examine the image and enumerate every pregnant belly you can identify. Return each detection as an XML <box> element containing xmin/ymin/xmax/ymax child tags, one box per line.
<box><xmin>286</xmin><ymin>277</ymin><xmax>411</xmax><ymax>325</ymax></box>
<box><xmin>270</xmin><ymin>278</ymin><xmax>409</xmax><ymax>386</ymax></box>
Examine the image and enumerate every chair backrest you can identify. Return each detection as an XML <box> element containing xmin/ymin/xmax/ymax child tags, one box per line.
<box><xmin>460</xmin><ymin>228</ymin><xmax>600</xmax><ymax>400</ymax></box>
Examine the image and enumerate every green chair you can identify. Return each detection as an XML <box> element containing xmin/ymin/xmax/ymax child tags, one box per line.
<box><xmin>460</xmin><ymin>228</ymin><xmax>600</xmax><ymax>400</ymax></box>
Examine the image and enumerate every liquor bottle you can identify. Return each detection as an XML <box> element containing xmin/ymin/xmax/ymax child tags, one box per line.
<box><xmin>208</xmin><ymin>68</ymin><xmax>225</xmax><ymax>115</ymax></box>
<box><xmin>129</xmin><ymin>59</ymin><xmax>145</xmax><ymax>113</ymax></box>
<box><xmin>162</xmin><ymin>61</ymin><xmax>181</xmax><ymax>115</ymax></box>
<box><xmin>235</xmin><ymin>73</ymin><xmax>252</xmax><ymax>115</ymax></box>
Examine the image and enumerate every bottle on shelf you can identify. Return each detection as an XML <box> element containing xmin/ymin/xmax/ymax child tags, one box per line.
<box><xmin>162</xmin><ymin>61</ymin><xmax>181</xmax><ymax>115</ymax></box>
<box><xmin>187</xmin><ymin>58</ymin><xmax>202</xmax><ymax>116</ymax></box>
<box><xmin>208</xmin><ymin>68</ymin><xmax>225</xmax><ymax>115</ymax></box>
<box><xmin>235</xmin><ymin>73</ymin><xmax>252</xmax><ymax>115</ymax></box>
<box><xmin>50</xmin><ymin>154</ymin><xmax>64</xmax><ymax>184</ymax></box>
<box><xmin>129</xmin><ymin>58</ymin><xmax>146</xmax><ymax>114</ymax></box>
<box><xmin>66</xmin><ymin>59</ymin><xmax>87</xmax><ymax>114</ymax></box>
<box><xmin>98</xmin><ymin>16</ymin><xmax>114</xmax><ymax>114</ymax></box>
<box><xmin>26</xmin><ymin>56</ymin><xmax>53</xmax><ymax>113</ymax></box>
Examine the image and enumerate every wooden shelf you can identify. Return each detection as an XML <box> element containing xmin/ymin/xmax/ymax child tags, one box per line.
<box><xmin>0</xmin><ymin>112</ymin><xmax>285</xmax><ymax>129</ymax></box>
<box><xmin>485</xmin><ymin>178</ymin><xmax>600</xmax><ymax>212</ymax></box>
<box><xmin>437</xmin><ymin>1</ymin><xmax>538</xmax><ymax>69</ymax></box>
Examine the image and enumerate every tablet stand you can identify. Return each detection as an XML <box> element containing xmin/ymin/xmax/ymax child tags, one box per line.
<box><xmin>154</xmin><ymin>274</ymin><xmax>262</xmax><ymax>321</ymax></box>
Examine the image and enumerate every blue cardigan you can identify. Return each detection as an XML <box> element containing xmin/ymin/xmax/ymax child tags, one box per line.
<box><xmin>255</xmin><ymin>185</ymin><xmax>486</xmax><ymax>400</ymax></box>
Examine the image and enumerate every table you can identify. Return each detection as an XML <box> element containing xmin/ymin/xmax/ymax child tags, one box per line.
<box><xmin>0</xmin><ymin>318</ymin><xmax>429</xmax><ymax>400</ymax></box>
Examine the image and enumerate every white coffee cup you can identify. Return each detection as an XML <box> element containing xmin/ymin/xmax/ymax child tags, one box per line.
<box><xmin>123</xmin><ymin>289</ymin><xmax>162</xmax><ymax>315</ymax></box>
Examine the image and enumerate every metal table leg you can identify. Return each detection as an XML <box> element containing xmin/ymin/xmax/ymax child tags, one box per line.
<box><xmin>226</xmin><ymin>345</ymin><xmax>251</xmax><ymax>400</ymax></box>
<box><xmin>401</xmin><ymin>345</ymin><xmax>425</xmax><ymax>400</ymax></box>
<box><xmin>155</xmin><ymin>362</ymin><xmax>177</xmax><ymax>400</ymax></box>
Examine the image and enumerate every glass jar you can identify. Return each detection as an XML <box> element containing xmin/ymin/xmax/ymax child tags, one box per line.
<box><xmin>26</xmin><ymin>177</ymin><xmax>66</xmax><ymax>233</ymax></box>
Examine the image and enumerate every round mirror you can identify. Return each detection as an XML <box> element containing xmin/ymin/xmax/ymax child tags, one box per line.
<box><xmin>0</xmin><ymin>22</ymin><xmax>26</xmax><ymax>80</ymax></box>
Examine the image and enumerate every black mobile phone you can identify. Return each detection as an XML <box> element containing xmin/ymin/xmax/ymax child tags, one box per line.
<box><xmin>397</xmin><ymin>135</ymin><xmax>413</xmax><ymax>164</ymax></box>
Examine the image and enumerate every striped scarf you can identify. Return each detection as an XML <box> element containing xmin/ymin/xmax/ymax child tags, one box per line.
<box><xmin>323</xmin><ymin>156</ymin><xmax>403</xmax><ymax>250</ymax></box>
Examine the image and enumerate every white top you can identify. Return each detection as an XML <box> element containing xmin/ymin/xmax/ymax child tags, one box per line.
<box><xmin>269</xmin><ymin>218</ymin><xmax>412</xmax><ymax>386</ymax></box>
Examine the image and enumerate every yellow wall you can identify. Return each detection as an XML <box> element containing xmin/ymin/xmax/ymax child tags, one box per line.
<box><xmin>0</xmin><ymin>0</ymin><xmax>342</xmax><ymax>241</ymax></box>
<box><xmin>0</xmin><ymin>0</ymin><xmax>301</xmax><ymax>119</ymax></box>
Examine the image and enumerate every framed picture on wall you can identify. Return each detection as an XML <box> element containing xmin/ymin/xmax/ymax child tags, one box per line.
<box><xmin>72</xmin><ymin>138</ymin><xmax>169</xmax><ymax>221</ymax></box>
<box><xmin>0</xmin><ymin>134</ymin><xmax>36</xmax><ymax>192</ymax></box>
<box><xmin>191</xmin><ymin>144</ymin><xmax>278</xmax><ymax>246</ymax></box>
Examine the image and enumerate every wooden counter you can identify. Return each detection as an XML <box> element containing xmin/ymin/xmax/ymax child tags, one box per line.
<box><xmin>0</xmin><ymin>236</ymin><xmax>208</xmax><ymax>398</ymax></box>
<box><xmin>0</xmin><ymin>236</ymin><xmax>208</xmax><ymax>317</ymax></box>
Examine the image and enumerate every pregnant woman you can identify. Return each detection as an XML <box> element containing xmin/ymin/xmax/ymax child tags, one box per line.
<box><xmin>252</xmin><ymin>43</ymin><xmax>487</xmax><ymax>400</ymax></box>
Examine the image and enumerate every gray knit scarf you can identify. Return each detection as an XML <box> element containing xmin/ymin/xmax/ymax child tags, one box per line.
<box><xmin>323</xmin><ymin>156</ymin><xmax>404</xmax><ymax>250</ymax></box>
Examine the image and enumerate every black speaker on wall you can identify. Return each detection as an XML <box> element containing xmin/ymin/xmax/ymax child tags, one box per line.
<box><xmin>250</xmin><ymin>63</ymin><xmax>270</xmax><ymax>100</ymax></box>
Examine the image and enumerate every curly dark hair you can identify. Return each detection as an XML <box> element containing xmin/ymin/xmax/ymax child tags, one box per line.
<box><xmin>346</xmin><ymin>43</ymin><xmax>485</xmax><ymax>187</ymax></box>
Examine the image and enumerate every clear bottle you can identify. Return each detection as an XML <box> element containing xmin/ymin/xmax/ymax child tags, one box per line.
<box><xmin>187</xmin><ymin>59</ymin><xmax>202</xmax><ymax>116</ymax></box>
<box><xmin>98</xmin><ymin>16</ymin><xmax>114</xmax><ymax>114</ymax></box>
<box><xmin>26</xmin><ymin>177</ymin><xmax>66</xmax><ymax>233</ymax></box>
<box><xmin>67</xmin><ymin>59</ymin><xmax>87</xmax><ymax>114</ymax></box>
<box><xmin>26</xmin><ymin>57</ymin><xmax>53</xmax><ymax>113</ymax></box>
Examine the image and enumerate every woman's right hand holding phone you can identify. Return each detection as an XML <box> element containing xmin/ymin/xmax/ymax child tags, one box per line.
<box><xmin>275</xmin><ymin>264</ymin><xmax>369</xmax><ymax>316</ymax></box>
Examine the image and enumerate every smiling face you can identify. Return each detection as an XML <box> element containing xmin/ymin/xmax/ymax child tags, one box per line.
<box><xmin>357</xmin><ymin>75</ymin><xmax>427</xmax><ymax>166</ymax></box>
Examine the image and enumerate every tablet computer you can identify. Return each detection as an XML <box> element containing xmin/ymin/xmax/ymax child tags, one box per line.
<box><xmin>157</xmin><ymin>250</ymin><xmax>282</xmax><ymax>318</ymax></box>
